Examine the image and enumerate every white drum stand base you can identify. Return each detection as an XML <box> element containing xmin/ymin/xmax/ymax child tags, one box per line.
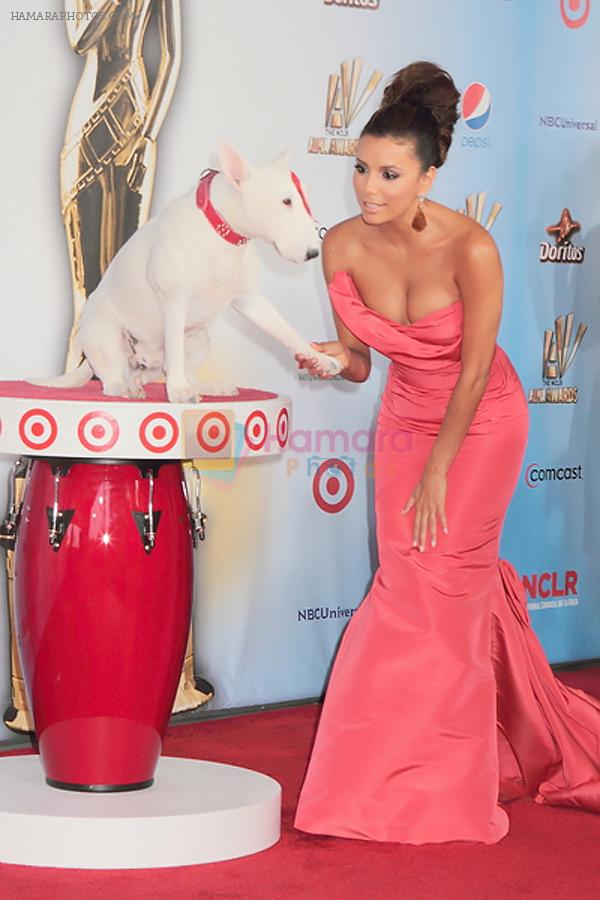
<box><xmin>0</xmin><ymin>756</ymin><xmax>281</xmax><ymax>869</ymax></box>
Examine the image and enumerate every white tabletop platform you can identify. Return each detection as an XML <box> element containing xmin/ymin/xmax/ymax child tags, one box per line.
<box><xmin>0</xmin><ymin>381</ymin><xmax>291</xmax><ymax>460</ymax></box>
<box><xmin>0</xmin><ymin>755</ymin><xmax>281</xmax><ymax>869</ymax></box>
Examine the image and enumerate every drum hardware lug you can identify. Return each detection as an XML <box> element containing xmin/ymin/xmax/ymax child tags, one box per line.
<box><xmin>182</xmin><ymin>465</ymin><xmax>207</xmax><ymax>546</ymax></box>
<box><xmin>0</xmin><ymin>523</ymin><xmax>18</xmax><ymax>551</ymax></box>
<box><xmin>45</xmin><ymin>508</ymin><xmax>75</xmax><ymax>552</ymax></box>
<box><xmin>1</xmin><ymin>458</ymin><xmax>31</xmax><ymax>551</ymax></box>
<box><xmin>132</xmin><ymin>510</ymin><xmax>162</xmax><ymax>553</ymax></box>
<box><xmin>193</xmin><ymin>510</ymin><xmax>207</xmax><ymax>544</ymax></box>
<box><xmin>187</xmin><ymin>507</ymin><xmax>208</xmax><ymax>546</ymax></box>
<box><xmin>132</xmin><ymin>468</ymin><xmax>162</xmax><ymax>553</ymax></box>
<box><xmin>47</xmin><ymin>458</ymin><xmax>75</xmax><ymax>476</ymax></box>
<box><xmin>14</xmin><ymin>457</ymin><xmax>30</xmax><ymax>480</ymax></box>
<box><xmin>134</xmin><ymin>461</ymin><xmax>162</xmax><ymax>478</ymax></box>
<box><xmin>0</xmin><ymin>508</ymin><xmax>19</xmax><ymax>551</ymax></box>
<box><xmin>46</xmin><ymin>467</ymin><xmax>74</xmax><ymax>551</ymax></box>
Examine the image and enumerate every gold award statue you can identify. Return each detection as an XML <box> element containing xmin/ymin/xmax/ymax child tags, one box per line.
<box><xmin>4</xmin><ymin>0</ymin><xmax>212</xmax><ymax>733</ymax></box>
<box><xmin>61</xmin><ymin>0</ymin><xmax>180</xmax><ymax>362</ymax></box>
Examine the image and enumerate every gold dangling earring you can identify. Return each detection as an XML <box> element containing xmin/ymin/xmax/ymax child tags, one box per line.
<box><xmin>411</xmin><ymin>195</ymin><xmax>427</xmax><ymax>232</ymax></box>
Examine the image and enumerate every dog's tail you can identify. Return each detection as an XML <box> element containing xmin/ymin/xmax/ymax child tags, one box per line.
<box><xmin>27</xmin><ymin>359</ymin><xmax>93</xmax><ymax>389</ymax></box>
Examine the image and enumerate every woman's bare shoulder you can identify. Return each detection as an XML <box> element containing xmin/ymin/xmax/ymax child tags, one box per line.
<box><xmin>321</xmin><ymin>216</ymin><xmax>364</xmax><ymax>279</ymax></box>
<box><xmin>323</xmin><ymin>216</ymin><xmax>363</xmax><ymax>250</ymax></box>
<box><xmin>456</xmin><ymin>218</ymin><xmax>500</xmax><ymax>269</ymax></box>
<box><xmin>433</xmin><ymin>201</ymin><xmax>499</xmax><ymax>252</ymax></box>
<box><xmin>447</xmin><ymin>214</ymin><xmax>502</xmax><ymax>290</ymax></box>
<box><xmin>323</xmin><ymin>216</ymin><xmax>364</xmax><ymax>273</ymax></box>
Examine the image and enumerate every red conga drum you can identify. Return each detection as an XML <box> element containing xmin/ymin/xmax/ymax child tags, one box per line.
<box><xmin>13</xmin><ymin>458</ymin><xmax>193</xmax><ymax>792</ymax></box>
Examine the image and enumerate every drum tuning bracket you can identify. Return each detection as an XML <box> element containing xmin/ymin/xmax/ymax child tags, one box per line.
<box><xmin>46</xmin><ymin>466</ymin><xmax>75</xmax><ymax>552</ymax></box>
<box><xmin>182</xmin><ymin>465</ymin><xmax>207</xmax><ymax>546</ymax></box>
<box><xmin>0</xmin><ymin>458</ymin><xmax>31</xmax><ymax>551</ymax></box>
<box><xmin>132</xmin><ymin>468</ymin><xmax>162</xmax><ymax>554</ymax></box>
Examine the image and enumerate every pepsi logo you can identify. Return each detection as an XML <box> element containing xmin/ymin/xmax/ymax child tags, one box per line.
<box><xmin>560</xmin><ymin>0</ymin><xmax>590</xmax><ymax>28</ymax></box>
<box><xmin>139</xmin><ymin>412</ymin><xmax>179</xmax><ymax>453</ymax></box>
<box><xmin>18</xmin><ymin>408</ymin><xmax>58</xmax><ymax>451</ymax></box>
<box><xmin>312</xmin><ymin>458</ymin><xmax>355</xmax><ymax>514</ymax></box>
<box><xmin>77</xmin><ymin>411</ymin><xmax>119</xmax><ymax>453</ymax></box>
<box><xmin>461</xmin><ymin>82</ymin><xmax>492</xmax><ymax>131</ymax></box>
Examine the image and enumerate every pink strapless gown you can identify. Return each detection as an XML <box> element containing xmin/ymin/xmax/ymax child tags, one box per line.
<box><xmin>294</xmin><ymin>270</ymin><xmax>600</xmax><ymax>845</ymax></box>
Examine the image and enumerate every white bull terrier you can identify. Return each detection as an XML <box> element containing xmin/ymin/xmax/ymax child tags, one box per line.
<box><xmin>34</xmin><ymin>144</ymin><xmax>341</xmax><ymax>402</ymax></box>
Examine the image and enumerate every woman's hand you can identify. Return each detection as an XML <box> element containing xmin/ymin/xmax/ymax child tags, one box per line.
<box><xmin>295</xmin><ymin>341</ymin><xmax>350</xmax><ymax>378</ymax></box>
<box><xmin>401</xmin><ymin>467</ymin><xmax>448</xmax><ymax>552</ymax></box>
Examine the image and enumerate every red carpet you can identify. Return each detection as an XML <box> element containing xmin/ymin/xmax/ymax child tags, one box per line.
<box><xmin>1</xmin><ymin>667</ymin><xmax>599</xmax><ymax>900</ymax></box>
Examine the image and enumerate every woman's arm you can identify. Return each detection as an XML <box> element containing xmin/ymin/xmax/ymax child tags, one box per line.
<box><xmin>425</xmin><ymin>228</ymin><xmax>502</xmax><ymax>477</ymax></box>
<box><xmin>320</xmin><ymin>227</ymin><xmax>372</xmax><ymax>384</ymax></box>
<box><xmin>402</xmin><ymin>226</ymin><xmax>503</xmax><ymax>550</ymax></box>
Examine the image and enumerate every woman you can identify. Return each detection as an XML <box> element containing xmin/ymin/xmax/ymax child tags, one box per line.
<box><xmin>293</xmin><ymin>61</ymin><xmax>600</xmax><ymax>845</ymax></box>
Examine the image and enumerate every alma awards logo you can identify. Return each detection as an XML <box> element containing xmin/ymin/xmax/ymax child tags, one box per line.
<box><xmin>528</xmin><ymin>313</ymin><xmax>588</xmax><ymax>404</ymax></box>
<box><xmin>540</xmin><ymin>208</ymin><xmax>585</xmax><ymax>263</ymax></box>
<box><xmin>458</xmin><ymin>192</ymin><xmax>502</xmax><ymax>230</ymax></box>
<box><xmin>308</xmin><ymin>58</ymin><xmax>383</xmax><ymax>156</ymax></box>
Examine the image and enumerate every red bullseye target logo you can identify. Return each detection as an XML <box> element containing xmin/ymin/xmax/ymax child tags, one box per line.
<box><xmin>77</xmin><ymin>411</ymin><xmax>119</xmax><ymax>453</ymax></box>
<box><xmin>560</xmin><ymin>0</ymin><xmax>590</xmax><ymax>28</ymax></box>
<box><xmin>312</xmin><ymin>458</ymin><xmax>355</xmax><ymax>514</ymax></box>
<box><xmin>196</xmin><ymin>412</ymin><xmax>230</xmax><ymax>453</ymax></box>
<box><xmin>244</xmin><ymin>410</ymin><xmax>268</xmax><ymax>451</ymax></box>
<box><xmin>18</xmin><ymin>408</ymin><xmax>58</xmax><ymax>451</ymax></box>
<box><xmin>139</xmin><ymin>412</ymin><xmax>179</xmax><ymax>453</ymax></box>
<box><xmin>276</xmin><ymin>408</ymin><xmax>289</xmax><ymax>448</ymax></box>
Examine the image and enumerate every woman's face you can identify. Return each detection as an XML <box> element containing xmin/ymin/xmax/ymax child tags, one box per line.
<box><xmin>352</xmin><ymin>134</ymin><xmax>435</xmax><ymax>226</ymax></box>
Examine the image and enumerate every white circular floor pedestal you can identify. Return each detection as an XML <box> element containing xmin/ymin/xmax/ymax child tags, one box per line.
<box><xmin>0</xmin><ymin>756</ymin><xmax>281</xmax><ymax>869</ymax></box>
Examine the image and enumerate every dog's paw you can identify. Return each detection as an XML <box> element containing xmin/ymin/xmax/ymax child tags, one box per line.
<box><xmin>196</xmin><ymin>384</ymin><xmax>240</xmax><ymax>398</ymax></box>
<box><xmin>126</xmin><ymin>385</ymin><xmax>146</xmax><ymax>399</ymax></box>
<box><xmin>167</xmin><ymin>383</ymin><xmax>200</xmax><ymax>404</ymax></box>
<box><xmin>102</xmin><ymin>380</ymin><xmax>146</xmax><ymax>399</ymax></box>
<box><xmin>102</xmin><ymin>381</ymin><xmax>132</xmax><ymax>398</ymax></box>
<box><xmin>312</xmin><ymin>351</ymin><xmax>343</xmax><ymax>376</ymax></box>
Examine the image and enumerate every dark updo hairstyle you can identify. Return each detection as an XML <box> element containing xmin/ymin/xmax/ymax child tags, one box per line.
<box><xmin>361</xmin><ymin>61</ymin><xmax>461</xmax><ymax>171</ymax></box>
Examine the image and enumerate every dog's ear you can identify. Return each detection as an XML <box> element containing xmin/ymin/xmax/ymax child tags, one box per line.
<box><xmin>219</xmin><ymin>142</ymin><xmax>251</xmax><ymax>190</ymax></box>
<box><xmin>272</xmin><ymin>146</ymin><xmax>292</xmax><ymax>168</ymax></box>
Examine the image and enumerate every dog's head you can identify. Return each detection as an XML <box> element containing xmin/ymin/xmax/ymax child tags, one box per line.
<box><xmin>219</xmin><ymin>143</ymin><xmax>319</xmax><ymax>263</ymax></box>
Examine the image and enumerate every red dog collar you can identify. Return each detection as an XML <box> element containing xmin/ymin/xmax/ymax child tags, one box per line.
<box><xmin>195</xmin><ymin>168</ymin><xmax>314</xmax><ymax>245</ymax></box>
<box><xmin>195</xmin><ymin>169</ymin><xmax>249</xmax><ymax>246</ymax></box>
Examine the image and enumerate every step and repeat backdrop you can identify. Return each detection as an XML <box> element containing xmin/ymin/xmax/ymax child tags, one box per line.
<box><xmin>0</xmin><ymin>0</ymin><xmax>598</xmax><ymax>741</ymax></box>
